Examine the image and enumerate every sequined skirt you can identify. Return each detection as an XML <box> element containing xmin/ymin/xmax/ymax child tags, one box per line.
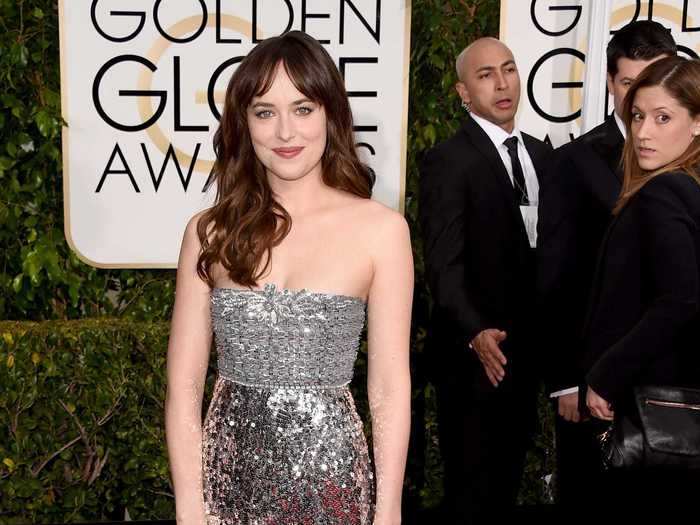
<box><xmin>202</xmin><ymin>377</ymin><xmax>374</xmax><ymax>524</ymax></box>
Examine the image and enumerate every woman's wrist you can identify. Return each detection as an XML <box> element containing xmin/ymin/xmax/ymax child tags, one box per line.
<box><xmin>373</xmin><ymin>497</ymin><xmax>402</xmax><ymax>524</ymax></box>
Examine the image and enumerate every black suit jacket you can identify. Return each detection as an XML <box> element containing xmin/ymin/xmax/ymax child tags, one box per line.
<box><xmin>583</xmin><ymin>172</ymin><xmax>700</xmax><ymax>408</ymax></box>
<box><xmin>537</xmin><ymin>117</ymin><xmax>624</xmax><ymax>393</ymax></box>
<box><xmin>419</xmin><ymin>117</ymin><xmax>551</xmax><ymax>371</ymax></box>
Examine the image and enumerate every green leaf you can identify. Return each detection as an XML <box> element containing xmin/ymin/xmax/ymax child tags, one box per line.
<box><xmin>9</xmin><ymin>43</ymin><xmax>29</xmax><ymax>67</ymax></box>
<box><xmin>43</xmin><ymin>89</ymin><xmax>61</xmax><ymax>108</ymax></box>
<box><xmin>0</xmin><ymin>156</ymin><xmax>14</xmax><ymax>171</ymax></box>
<box><xmin>6</xmin><ymin>141</ymin><xmax>18</xmax><ymax>158</ymax></box>
<box><xmin>1</xmin><ymin>94</ymin><xmax>21</xmax><ymax>109</ymax></box>
<box><xmin>430</xmin><ymin>53</ymin><xmax>445</xmax><ymax>69</ymax></box>
<box><xmin>0</xmin><ymin>202</ymin><xmax>10</xmax><ymax>224</ymax></box>
<box><xmin>12</xmin><ymin>273</ymin><xmax>24</xmax><ymax>293</ymax></box>
<box><xmin>423</xmin><ymin>124</ymin><xmax>437</xmax><ymax>146</ymax></box>
<box><xmin>68</xmin><ymin>282</ymin><xmax>80</xmax><ymax>306</ymax></box>
<box><xmin>35</xmin><ymin>111</ymin><xmax>53</xmax><ymax>138</ymax></box>
<box><xmin>22</xmin><ymin>250</ymin><xmax>42</xmax><ymax>279</ymax></box>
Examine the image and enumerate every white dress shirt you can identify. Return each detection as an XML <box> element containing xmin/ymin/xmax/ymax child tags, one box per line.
<box><xmin>469</xmin><ymin>112</ymin><xmax>540</xmax><ymax>205</ymax></box>
<box><xmin>614</xmin><ymin>111</ymin><xmax>627</xmax><ymax>140</ymax></box>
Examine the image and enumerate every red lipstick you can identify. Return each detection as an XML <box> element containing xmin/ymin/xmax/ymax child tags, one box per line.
<box><xmin>273</xmin><ymin>147</ymin><xmax>304</xmax><ymax>159</ymax></box>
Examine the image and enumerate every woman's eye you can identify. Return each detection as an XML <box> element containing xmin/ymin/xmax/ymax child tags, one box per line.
<box><xmin>255</xmin><ymin>110</ymin><xmax>273</xmax><ymax>119</ymax></box>
<box><xmin>632</xmin><ymin>112</ymin><xmax>643</xmax><ymax>121</ymax></box>
<box><xmin>655</xmin><ymin>114</ymin><xmax>670</xmax><ymax>124</ymax></box>
<box><xmin>296</xmin><ymin>106</ymin><xmax>313</xmax><ymax>116</ymax></box>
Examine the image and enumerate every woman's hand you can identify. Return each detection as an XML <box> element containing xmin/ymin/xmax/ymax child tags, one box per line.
<box><xmin>586</xmin><ymin>386</ymin><xmax>614</xmax><ymax>421</ymax></box>
<box><xmin>373</xmin><ymin>515</ymin><xmax>401</xmax><ymax>525</ymax></box>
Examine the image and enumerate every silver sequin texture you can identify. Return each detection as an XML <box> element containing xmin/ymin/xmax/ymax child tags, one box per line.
<box><xmin>203</xmin><ymin>285</ymin><xmax>374</xmax><ymax>524</ymax></box>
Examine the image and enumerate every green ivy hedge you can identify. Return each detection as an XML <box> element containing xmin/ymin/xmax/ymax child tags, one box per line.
<box><xmin>0</xmin><ymin>320</ymin><xmax>174</xmax><ymax>523</ymax></box>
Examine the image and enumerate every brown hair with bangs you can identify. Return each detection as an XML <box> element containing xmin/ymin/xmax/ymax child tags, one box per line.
<box><xmin>616</xmin><ymin>56</ymin><xmax>700</xmax><ymax>214</ymax></box>
<box><xmin>196</xmin><ymin>31</ymin><xmax>373</xmax><ymax>287</ymax></box>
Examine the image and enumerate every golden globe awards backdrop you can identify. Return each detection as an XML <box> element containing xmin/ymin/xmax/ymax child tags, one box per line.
<box><xmin>59</xmin><ymin>0</ymin><xmax>411</xmax><ymax>268</ymax></box>
<box><xmin>501</xmin><ymin>0</ymin><xmax>700</xmax><ymax>147</ymax></box>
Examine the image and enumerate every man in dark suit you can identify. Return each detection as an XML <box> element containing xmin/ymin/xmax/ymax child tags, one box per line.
<box><xmin>419</xmin><ymin>37</ymin><xmax>551</xmax><ymax>520</ymax></box>
<box><xmin>536</xmin><ymin>21</ymin><xmax>677</xmax><ymax>505</ymax></box>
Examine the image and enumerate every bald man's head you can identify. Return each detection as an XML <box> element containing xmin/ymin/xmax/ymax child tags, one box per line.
<box><xmin>455</xmin><ymin>37</ymin><xmax>521</xmax><ymax>132</ymax></box>
<box><xmin>455</xmin><ymin>37</ymin><xmax>505</xmax><ymax>81</ymax></box>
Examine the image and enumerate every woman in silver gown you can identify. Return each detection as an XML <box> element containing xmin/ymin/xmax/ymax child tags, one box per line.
<box><xmin>165</xmin><ymin>31</ymin><xmax>413</xmax><ymax>525</ymax></box>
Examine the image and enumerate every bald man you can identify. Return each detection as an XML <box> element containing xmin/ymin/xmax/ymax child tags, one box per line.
<box><xmin>419</xmin><ymin>38</ymin><xmax>551</xmax><ymax>520</ymax></box>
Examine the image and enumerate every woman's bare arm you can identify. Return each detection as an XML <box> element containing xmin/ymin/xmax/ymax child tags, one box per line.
<box><xmin>165</xmin><ymin>214</ymin><xmax>212</xmax><ymax>524</ymax></box>
<box><xmin>366</xmin><ymin>211</ymin><xmax>413</xmax><ymax>525</ymax></box>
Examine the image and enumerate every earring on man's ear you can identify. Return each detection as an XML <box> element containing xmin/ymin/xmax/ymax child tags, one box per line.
<box><xmin>462</xmin><ymin>101</ymin><xmax>471</xmax><ymax>112</ymax></box>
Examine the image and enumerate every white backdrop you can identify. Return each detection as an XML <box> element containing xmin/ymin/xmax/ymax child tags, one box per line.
<box><xmin>500</xmin><ymin>0</ymin><xmax>700</xmax><ymax>147</ymax></box>
<box><xmin>60</xmin><ymin>0</ymin><xmax>411</xmax><ymax>268</ymax></box>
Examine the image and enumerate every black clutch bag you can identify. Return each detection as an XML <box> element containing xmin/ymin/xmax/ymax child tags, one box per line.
<box><xmin>599</xmin><ymin>385</ymin><xmax>700</xmax><ymax>470</ymax></box>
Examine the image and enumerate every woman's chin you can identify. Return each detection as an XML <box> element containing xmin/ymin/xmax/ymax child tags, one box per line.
<box><xmin>637</xmin><ymin>158</ymin><xmax>663</xmax><ymax>171</ymax></box>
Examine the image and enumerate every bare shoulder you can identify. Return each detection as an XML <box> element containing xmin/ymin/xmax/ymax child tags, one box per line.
<box><xmin>183</xmin><ymin>208</ymin><xmax>215</xmax><ymax>244</ymax></box>
<box><xmin>347</xmin><ymin>198</ymin><xmax>410</xmax><ymax>249</ymax></box>
<box><xmin>179</xmin><ymin>209</ymin><xmax>213</xmax><ymax>259</ymax></box>
<box><xmin>186</xmin><ymin>208</ymin><xmax>210</xmax><ymax>233</ymax></box>
<box><xmin>352</xmin><ymin>200</ymin><xmax>413</xmax><ymax>294</ymax></box>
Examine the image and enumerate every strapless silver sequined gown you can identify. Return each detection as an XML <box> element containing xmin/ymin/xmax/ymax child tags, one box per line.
<box><xmin>203</xmin><ymin>284</ymin><xmax>374</xmax><ymax>524</ymax></box>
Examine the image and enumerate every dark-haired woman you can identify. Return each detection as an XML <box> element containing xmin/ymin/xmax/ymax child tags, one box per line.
<box><xmin>165</xmin><ymin>32</ymin><xmax>412</xmax><ymax>524</ymax></box>
<box><xmin>584</xmin><ymin>55</ymin><xmax>700</xmax><ymax>503</ymax></box>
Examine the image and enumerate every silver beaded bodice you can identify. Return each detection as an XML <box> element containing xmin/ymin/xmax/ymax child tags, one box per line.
<box><xmin>210</xmin><ymin>284</ymin><xmax>366</xmax><ymax>388</ymax></box>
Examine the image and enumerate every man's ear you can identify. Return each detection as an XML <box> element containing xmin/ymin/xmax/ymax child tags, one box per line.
<box><xmin>606</xmin><ymin>73</ymin><xmax>615</xmax><ymax>96</ymax></box>
<box><xmin>455</xmin><ymin>81</ymin><xmax>470</xmax><ymax>104</ymax></box>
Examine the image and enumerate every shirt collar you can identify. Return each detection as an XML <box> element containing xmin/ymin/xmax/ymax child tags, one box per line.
<box><xmin>614</xmin><ymin>111</ymin><xmax>627</xmax><ymax>139</ymax></box>
<box><xmin>469</xmin><ymin>112</ymin><xmax>522</xmax><ymax>148</ymax></box>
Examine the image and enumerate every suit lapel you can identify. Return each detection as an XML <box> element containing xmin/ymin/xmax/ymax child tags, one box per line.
<box><xmin>461</xmin><ymin>118</ymin><xmax>528</xmax><ymax>241</ymax></box>
<box><xmin>521</xmin><ymin>133</ymin><xmax>547</xmax><ymax>182</ymax></box>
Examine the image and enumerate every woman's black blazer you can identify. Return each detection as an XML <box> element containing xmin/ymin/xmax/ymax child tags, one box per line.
<box><xmin>583</xmin><ymin>171</ymin><xmax>700</xmax><ymax>408</ymax></box>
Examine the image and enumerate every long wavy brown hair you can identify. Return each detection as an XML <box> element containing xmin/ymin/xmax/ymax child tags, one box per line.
<box><xmin>616</xmin><ymin>56</ymin><xmax>700</xmax><ymax>214</ymax></box>
<box><xmin>196</xmin><ymin>31</ymin><xmax>373</xmax><ymax>287</ymax></box>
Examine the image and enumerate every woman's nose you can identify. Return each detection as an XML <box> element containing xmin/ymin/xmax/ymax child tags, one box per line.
<box><xmin>275</xmin><ymin>113</ymin><xmax>295</xmax><ymax>142</ymax></box>
<box><xmin>636</xmin><ymin>117</ymin><xmax>652</xmax><ymax>139</ymax></box>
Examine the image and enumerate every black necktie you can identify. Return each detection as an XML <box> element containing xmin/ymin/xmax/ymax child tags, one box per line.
<box><xmin>503</xmin><ymin>136</ymin><xmax>529</xmax><ymax>205</ymax></box>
